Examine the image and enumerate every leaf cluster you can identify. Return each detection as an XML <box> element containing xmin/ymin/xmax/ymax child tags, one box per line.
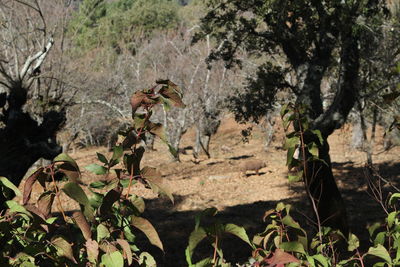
<box><xmin>0</xmin><ymin>80</ymin><xmax>185</xmax><ymax>266</ymax></box>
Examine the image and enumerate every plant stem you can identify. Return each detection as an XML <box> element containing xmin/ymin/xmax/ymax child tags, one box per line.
<box><xmin>212</xmin><ymin>234</ymin><xmax>219</xmax><ymax>267</ymax></box>
<box><xmin>49</xmin><ymin>164</ymin><xmax>67</xmax><ymax>222</ymax></box>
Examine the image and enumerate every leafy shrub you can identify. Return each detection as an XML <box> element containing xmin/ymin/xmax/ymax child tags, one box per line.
<box><xmin>0</xmin><ymin>80</ymin><xmax>185</xmax><ymax>266</ymax></box>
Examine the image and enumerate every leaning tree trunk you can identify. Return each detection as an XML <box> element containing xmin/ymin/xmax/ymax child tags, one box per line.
<box><xmin>299</xmin><ymin>25</ymin><xmax>360</xmax><ymax>235</ymax></box>
<box><xmin>304</xmin><ymin>137</ymin><xmax>348</xmax><ymax>235</ymax></box>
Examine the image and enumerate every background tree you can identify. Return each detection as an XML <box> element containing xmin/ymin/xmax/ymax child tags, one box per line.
<box><xmin>0</xmin><ymin>0</ymin><xmax>71</xmax><ymax>209</ymax></box>
<box><xmin>195</xmin><ymin>0</ymin><xmax>393</xmax><ymax>234</ymax></box>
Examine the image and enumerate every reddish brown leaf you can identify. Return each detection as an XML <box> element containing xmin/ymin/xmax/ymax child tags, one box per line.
<box><xmin>58</xmin><ymin>162</ymin><xmax>82</xmax><ymax>183</ymax></box>
<box><xmin>130</xmin><ymin>91</ymin><xmax>147</xmax><ymax>113</ymax></box>
<box><xmin>131</xmin><ymin>216</ymin><xmax>163</xmax><ymax>251</ymax></box>
<box><xmin>159</xmin><ymin>85</ymin><xmax>185</xmax><ymax>108</ymax></box>
<box><xmin>141</xmin><ymin>167</ymin><xmax>173</xmax><ymax>203</ymax></box>
<box><xmin>121</xmin><ymin>130</ymin><xmax>142</xmax><ymax>150</ymax></box>
<box><xmin>99</xmin><ymin>187</ymin><xmax>122</xmax><ymax>216</ymax></box>
<box><xmin>72</xmin><ymin>211</ymin><xmax>92</xmax><ymax>240</ymax></box>
<box><xmin>85</xmin><ymin>239</ymin><xmax>99</xmax><ymax>263</ymax></box>
<box><xmin>99</xmin><ymin>242</ymin><xmax>118</xmax><ymax>253</ymax></box>
<box><xmin>265</xmin><ymin>248</ymin><xmax>300</xmax><ymax>265</ymax></box>
<box><xmin>52</xmin><ymin>236</ymin><xmax>77</xmax><ymax>264</ymax></box>
<box><xmin>23</xmin><ymin>167</ymin><xmax>44</xmax><ymax>205</ymax></box>
<box><xmin>117</xmin><ymin>239</ymin><xmax>133</xmax><ymax>265</ymax></box>
<box><xmin>37</xmin><ymin>191</ymin><xmax>55</xmax><ymax>218</ymax></box>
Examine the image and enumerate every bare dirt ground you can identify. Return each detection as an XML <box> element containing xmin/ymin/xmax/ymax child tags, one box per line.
<box><xmin>19</xmin><ymin>116</ymin><xmax>400</xmax><ymax>266</ymax></box>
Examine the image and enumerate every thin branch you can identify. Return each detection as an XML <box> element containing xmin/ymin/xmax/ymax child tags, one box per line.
<box><xmin>20</xmin><ymin>36</ymin><xmax>54</xmax><ymax>80</ymax></box>
<box><xmin>74</xmin><ymin>100</ymin><xmax>128</xmax><ymax>118</ymax></box>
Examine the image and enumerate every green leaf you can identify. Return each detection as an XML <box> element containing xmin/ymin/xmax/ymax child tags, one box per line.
<box><xmin>288</xmin><ymin>170</ymin><xmax>303</xmax><ymax>183</ymax></box>
<box><xmin>280</xmin><ymin>103</ymin><xmax>290</xmax><ymax>118</ymax></box>
<box><xmin>54</xmin><ymin>153</ymin><xmax>79</xmax><ymax>170</ymax></box>
<box><xmin>308</xmin><ymin>142</ymin><xmax>319</xmax><ymax>158</ymax></box>
<box><xmin>131</xmin><ymin>216</ymin><xmax>163</xmax><ymax>251</ymax></box>
<box><xmin>193</xmin><ymin>258</ymin><xmax>213</xmax><ymax>267</ymax></box>
<box><xmin>111</xmin><ymin>145</ymin><xmax>123</xmax><ymax>162</ymax></box>
<box><xmin>348</xmin><ymin>233</ymin><xmax>359</xmax><ymax>251</ymax></box>
<box><xmin>168</xmin><ymin>143</ymin><xmax>178</xmax><ymax>158</ymax></box>
<box><xmin>52</xmin><ymin>236</ymin><xmax>77</xmax><ymax>264</ymax></box>
<box><xmin>62</xmin><ymin>182</ymin><xmax>94</xmax><ymax>221</ymax></box>
<box><xmin>286</xmin><ymin>146</ymin><xmax>296</xmax><ymax>167</ymax></box>
<box><xmin>0</xmin><ymin>176</ymin><xmax>22</xmax><ymax>197</ymax></box>
<box><xmin>5</xmin><ymin>200</ymin><xmax>31</xmax><ymax>216</ymax></box>
<box><xmin>389</xmin><ymin>193</ymin><xmax>400</xmax><ymax>206</ymax></box>
<box><xmin>279</xmin><ymin>241</ymin><xmax>306</xmax><ymax>254</ymax></box>
<box><xmin>97</xmin><ymin>224</ymin><xmax>110</xmax><ymax>242</ymax></box>
<box><xmin>120</xmin><ymin>178</ymin><xmax>136</xmax><ymax>188</ymax></box>
<box><xmin>97</xmin><ymin>153</ymin><xmax>108</xmax><ymax>164</ymax></box>
<box><xmin>312</xmin><ymin>254</ymin><xmax>329</xmax><ymax>267</ymax></box>
<box><xmin>90</xmin><ymin>181</ymin><xmax>107</xmax><ymax>189</ymax></box>
<box><xmin>388</xmin><ymin>211</ymin><xmax>398</xmax><ymax>228</ymax></box>
<box><xmin>101</xmin><ymin>251</ymin><xmax>124</xmax><ymax>267</ymax></box>
<box><xmin>62</xmin><ymin>182</ymin><xmax>89</xmax><ymax>206</ymax></box>
<box><xmin>284</xmin><ymin>136</ymin><xmax>299</xmax><ymax>150</ymax></box>
<box><xmin>186</xmin><ymin>227</ymin><xmax>207</xmax><ymax>265</ymax></box>
<box><xmin>224</xmin><ymin>224</ymin><xmax>254</xmax><ymax>248</ymax></box>
<box><xmin>368</xmin><ymin>222</ymin><xmax>382</xmax><ymax>236</ymax></box>
<box><xmin>311</xmin><ymin>129</ymin><xmax>324</xmax><ymax>145</ymax></box>
<box><xmin>133</xmin><ymin>112</ymin><xmax>147</xmax><ymax>129</ymax></box>
<box><xmin>139</xmin><ymin>252</ymin><xmax>157</xmax><ymax>267</ymax></box>
<box><xmin>85</xmin><ymin>164</ymin><xmax>107</xmax><ymax>175</ymax></box>
<box><xmin>130</xmin><ymin>195</ymin><xmax>145</xmax><ymax>213</ymax></box>
<box><xmin>374</xmin><ymin>232</ymin><xmax>386</xmax><ymax>246</ymax></box>
<box><xmin>367</xmin><ymin>244</ymin><xmax>392</xmax><ymax>264</ymax></box>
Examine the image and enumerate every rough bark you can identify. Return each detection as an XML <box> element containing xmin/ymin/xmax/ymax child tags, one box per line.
<box><xmin>0</xmin><ymin>37</ymin><xmax>65</xmax><ymax>210</ymax></box>
<box><xmin>299</xmin><ymin>26</ymin><xmax>360</xmax><ymax>235</ymax></box>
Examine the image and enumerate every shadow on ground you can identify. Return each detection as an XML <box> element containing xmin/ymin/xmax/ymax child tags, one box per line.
<box><xmin>137</xmin><ymin>160</ymin><xmax>400</xmax><ymax>267</ymax></box>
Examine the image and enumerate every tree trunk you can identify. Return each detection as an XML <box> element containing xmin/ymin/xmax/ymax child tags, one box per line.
<box><xmin>306</xmin><ymin>137</ymin><xmax>348</xmax><ymax>235</ymax></box>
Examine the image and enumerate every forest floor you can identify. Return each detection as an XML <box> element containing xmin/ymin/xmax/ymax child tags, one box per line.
<box><xmin>20</xmin><ymin>116</ymin><xmax>400</xmax><ymax>266</ymax></box>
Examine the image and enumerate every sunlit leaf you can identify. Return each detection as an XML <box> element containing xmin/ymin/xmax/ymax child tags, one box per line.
<box><xmin>97</xmin><ymin>224</ymin><xmax>110</xmax><ymax>242</ymax></box>
<box><xmin>141</xmin><ymin>167</ymin><xmax>173</xmax><ymax>203</ymax></box>
<box><xmin>72</xmin><ymin>211</ymin><xmax>92</xmax><ymax>240</ymax></box>
<box><xmin>52</xmin><ymin>236</ymin><xmax>77</xmax><ymax>264</ymax></box>
<box><xmin>85</xmin><ymin>164</ymin><xmax>107</xmax><ymax>175</ymax></box>
<box><xmin>280</xmin><ymin>241</ymin><xmax>306</xmax><ymax>254</ymax></box>
<box><xmin>139</xmin><ymin>252</ymin><xmax>157</xmax><ymax>267</ymax></box>
<box><xmin>348</xmin><ymin>233</ymin><xmax>359</xmax><ymax>251</ymax></box>
<box><xmin>224</xmin><ymin>224</ymin><xmax>254</xmax><ymax>248</ymax></box>
<box><xmin>185</xmin><ymin>227</ymin><xmax>207</xmax><ymax>265</ymax></box>
<box><xmin>0</xmin><ymin>176</ymin><xmax>22</xmax><ymax>198</ymax></box>
<box><xmin>101</xmin><ymin>251</ymin><xmax>124</xmax><ymax>267</ymax></box>
<box><xmin>117</xmin><ymin>239</ymin><xmax>133</xmax><ymax>265</ymax></box>
<box><xmin>131</xmin><ymin>216</ymin><xmax>163</xmax><ymax>251</ymax></box>
<box><xmin>85</xmin><ymin>239</ymin><xmax>99</xmax><ymax>264</ymax></box>
<box><xmin>367</xmin><ymin>244</ymin><xmax>392</xmax><ymax>264</ymax></box>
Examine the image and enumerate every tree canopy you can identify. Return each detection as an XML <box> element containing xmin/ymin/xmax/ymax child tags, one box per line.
<box><xmin>196</xmin><ymin>0</ymin><xmax>395</xmax><ymax>233</ymax></box>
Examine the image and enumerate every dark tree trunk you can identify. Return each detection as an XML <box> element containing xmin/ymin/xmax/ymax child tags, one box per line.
<box><xmin>0</xmin><ymin>37</ymin><xmax>65</xmax><ymax>211</ymax></box>
<box><xmin>305</xmin><ymin>137</ymin><xmax>348</xmax><ymax>235</ymax></box>
<box><xmin>0</xmin><ymin>109</ymin><xmax>64</xmax><ymax>210</ymax></box>
<box><xmin>300</xmin><ymin>25</ymin><xmax>360</xmax><ymax>235</ymax></box>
